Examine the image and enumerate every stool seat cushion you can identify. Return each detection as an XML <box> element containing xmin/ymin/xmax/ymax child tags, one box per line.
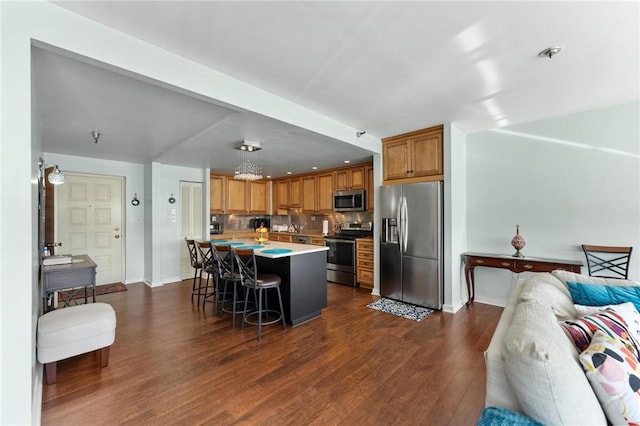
<box><xmin>37</xmin><ymin>303</ymin><xmax>116</xmax><ymax>364</ymax></box>
<box><xmin>256</xmin><ymin>274</ymin><xmax>281</xmax><ymax>287</ymax></box>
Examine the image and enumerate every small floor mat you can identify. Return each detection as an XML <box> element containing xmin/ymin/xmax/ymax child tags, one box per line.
<box><xmin>58</xmin><ymin>283</ymin><xmax>127</xmax><ymax>302</ymax></box>
<box><xmin>366</xmin><ymin>298</ymin><xmax>433</xmax><ymax>322</ymax></box>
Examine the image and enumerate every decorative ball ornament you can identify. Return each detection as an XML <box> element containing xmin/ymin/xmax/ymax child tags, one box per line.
<box><xmin>511</xmin><ymin>225</ymin><xmax>526</xmax><ymax>258</ymax></box>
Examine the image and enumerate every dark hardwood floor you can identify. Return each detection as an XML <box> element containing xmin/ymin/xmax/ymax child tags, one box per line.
<box><xmin>41</xmin><ymin>279</ymin><xmax>502</xmax><ymax>425</ymax></box>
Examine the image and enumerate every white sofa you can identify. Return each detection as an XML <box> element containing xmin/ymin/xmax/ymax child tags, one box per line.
<box><xmin>484</xmin><ymin>270</ymin><xmax>638</xmax><ymax>425</ymax></box>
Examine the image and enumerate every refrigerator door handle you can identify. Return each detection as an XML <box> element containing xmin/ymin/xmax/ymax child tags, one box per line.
<box><xmin>396</xmin><ymin>197</ymin><xmax>402</xmax><ymax>252</ymax></box>
<box><xmin>402</xmin><ymin>196</ymin><xmax>408</xmax><ymax>253</ymax></box>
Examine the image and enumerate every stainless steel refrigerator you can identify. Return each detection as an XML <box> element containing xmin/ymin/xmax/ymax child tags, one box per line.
<box><xmin>380</xmin><ymin>181</ymin><xmax>443</xmax><ymax>309</ymax></box>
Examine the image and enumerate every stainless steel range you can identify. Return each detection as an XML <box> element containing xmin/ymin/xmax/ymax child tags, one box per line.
<box><xmin>325</xmin><ymin>222</ymin><xmax>373</xmax><ymax>287</ymax></box>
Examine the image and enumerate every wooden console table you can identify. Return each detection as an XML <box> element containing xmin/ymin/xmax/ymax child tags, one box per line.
<box><xmin>42</xmin><ymin>255</ymin><xmax>97</xmax><ymax>312</ymax></box>
<box><xmin>463</xmin><ymin>252</ymin><xmax>583</xmax><ymax>306</ymax></box>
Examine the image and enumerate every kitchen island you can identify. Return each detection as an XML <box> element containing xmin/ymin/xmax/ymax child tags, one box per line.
<box><xmin>211</xmin><ymin>239</ymin><xmax>329</xmax><ymax>325</ymax></box>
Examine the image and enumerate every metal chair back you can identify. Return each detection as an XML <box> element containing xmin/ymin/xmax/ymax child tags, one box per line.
<box><xmin>582</xmin><ymin>245</ymin><xmax>633</xmax><ymax>279</ymax></box>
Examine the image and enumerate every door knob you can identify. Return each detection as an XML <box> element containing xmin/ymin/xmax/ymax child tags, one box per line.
<box><xmin>46</xmin><ymin>242</ymin><xmax>62</xmax><ymax>247</ymax></box>
<box><xmin>115</xmin><ymin>235</ymin><xmax>121</xmax><ymax>239</ymax></box>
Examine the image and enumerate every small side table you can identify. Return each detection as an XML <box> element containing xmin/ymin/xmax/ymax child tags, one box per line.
<box><xmin>463</xmin><ymin>252</ymin><xmax>583</xmax><ymax>306</ymax></box>
<box><xmin>42</xmin><ymin>255</ymin><xmax>97</xmax><ymax>312</ymax></box>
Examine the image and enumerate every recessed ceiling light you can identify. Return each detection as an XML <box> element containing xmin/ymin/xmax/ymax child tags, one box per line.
<box><xmin>344</xmin><ymin>160</ymin><xmax>351</xmax><ymax>164</ymax></box>
<box><xmin>266</xmin><ymin>175</ymin><xmax>271</xmax><ymax>179</ymax></box>
<box><xmin>286</xmin><ymin>171</ymin><xmax>292</xmax><ymax>175</ymax></box>
<box><xmin>311</xmin><ymin>166</ymin><xmax>318</xmax><ymax>170</ymax></box>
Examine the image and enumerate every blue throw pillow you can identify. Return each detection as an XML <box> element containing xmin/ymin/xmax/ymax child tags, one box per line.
<box><xmin>567</xmin><ymin>281</ymin><xmax>640</xmax><ymax>312</ymax></box>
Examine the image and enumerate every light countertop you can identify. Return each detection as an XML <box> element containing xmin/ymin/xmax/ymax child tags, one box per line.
<box><xmin>209</xmin><ymin>238</ymin><xmax>328</xmax><ymax>259</ymax></box>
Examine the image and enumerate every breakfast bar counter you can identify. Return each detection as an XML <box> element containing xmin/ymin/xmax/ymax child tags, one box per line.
<box><xmin>211</xmin><ymin>239</ymin><xmax>329</xmax><ymax>325</ymax></box>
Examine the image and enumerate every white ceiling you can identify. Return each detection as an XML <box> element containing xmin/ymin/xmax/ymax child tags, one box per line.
<box><xmin>36</xmin><ymin>1</ymin><xmax>639</xmax><ymax>178</ymax></box>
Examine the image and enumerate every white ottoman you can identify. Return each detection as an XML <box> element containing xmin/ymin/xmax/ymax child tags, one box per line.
<box><xmin>37</xmin><ymin>303</ymin><xmax>116</xmax><ymax>384</ymax></box>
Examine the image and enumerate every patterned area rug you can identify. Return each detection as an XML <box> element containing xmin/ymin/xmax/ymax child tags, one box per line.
<box><xmin>366</xmin><ymin>298</ymin><xmax>433</xmax><ymax>322</ymax></box>
<box><xmin>58</xmin><ymin>283</ymin><xmax>127</xmax><ymax>302</ymax></box>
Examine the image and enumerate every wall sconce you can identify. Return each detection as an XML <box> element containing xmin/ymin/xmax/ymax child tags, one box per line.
<box><xmin>131</xmin><ymin>193</ymin><xmax>140</xmax><ymax>206</ymax></box>
<box><xmin>38</xmin><ymin>157</ymin><xmax>65</xmax><ymax>185</ymax></box>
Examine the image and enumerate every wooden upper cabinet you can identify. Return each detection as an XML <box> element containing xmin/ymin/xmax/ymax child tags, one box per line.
<box><xmin>301</xmin><ymin>175</ymin><xmax>317</xmax><ymax>213</ymax></box>
<box><xmin>274</xmin><ymin>178</ymin><xmax>301</xmax><ymax>211</ymax></box>
<box><xmin>276</xmin><ymin>179</ymin><xmax>289</xmax><ymax>210</ymax></box>
<box><xmin>365</xmin><ymin>165</ymin><xmax>374</xmax><ymax>212</ymax></box>
<box><xmin>247</xmin><ymin>180</ymin><xmax>269</xmax><ymax>214</ymax></box>
<box><xmin>382</xmin><ymin>124</ymin><xmax>443</xmax><ymax>184</ymax></box>
<box><xmin>210</xmin><ymin>175</ymin><xmax>226</xmax><ymax>213</ymax></box>
<box><xmin>211</xmin><ymin>174</ymin><xmax>269</xmax><ymax>214</ymax></box>
<box><xmin>334</xmin><ymin>166</ymin><xmax>365</xmax><ymax>191</ymax></box>
<box><xmin>227</xmin><ymin>179</ymin><xmax>248</xmax><ymax>213</ymax></box>
<box><xmin>317</xmin><ymin>173</ymin><xmax>334</xmax><ymax>213</ymax></box>
<box><xmin>412</xmin><ymin>132</ymin><xmax>442</xmax><ymax>178</ymax></box>
<box><xmin>289</xmin><ymin>178</ymin><xmax>302</xmax><ymax>208</ymax></box>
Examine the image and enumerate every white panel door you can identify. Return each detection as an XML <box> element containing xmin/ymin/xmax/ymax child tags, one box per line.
<box><xmin>181</xmin><ymin>181</ymin><xmax>203</xmax><ymax>279</ymax></box>
<box><xmin>56</xmin><ymin>174</ymin><xmax>124</xmax><ymax>285</ymax></box>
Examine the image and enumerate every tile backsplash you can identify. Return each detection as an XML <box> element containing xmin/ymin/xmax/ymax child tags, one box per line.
<box><xmin>212</xmin><ymin>211</ymin><xmax>373</xmax><ymax>234</ymax></box>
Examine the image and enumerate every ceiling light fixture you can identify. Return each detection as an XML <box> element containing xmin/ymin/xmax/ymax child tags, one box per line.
<box><xmin>92</xmin><ymin>130</ymin><xmax>101</xmax><ymax>144</ymax></box>
<box><xmin>234</xmin><ymin>140</ymin><xmax>263</xmax><ymax>181</ymax></box>
<box><xmin>538</xmin><ymin>46</ymin><xmax>562</xmax><ymax>59</ymax></box>
<box><xmin>38</xmin><ymin>157</ymin><xmax>65</xmax><ymax>185</ymax></box>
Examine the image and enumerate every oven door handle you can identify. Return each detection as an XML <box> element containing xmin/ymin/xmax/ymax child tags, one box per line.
<box><xmin>324</xmin><ymin>238</ymin><xmax>355</xmax><ymax>244</ymax></box>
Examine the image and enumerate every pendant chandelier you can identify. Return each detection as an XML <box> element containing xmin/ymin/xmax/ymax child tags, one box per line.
<box><xmin>234</xmin><ymin>140</ymin><xmax>263</xmax><ymax>181</ymax></box>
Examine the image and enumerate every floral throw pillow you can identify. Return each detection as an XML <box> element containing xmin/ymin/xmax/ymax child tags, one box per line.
<box><xmin>579</xmin><ymin>330</ymin><xmax>640</xmax><ymax>425</ymax></box>
<box><xmin>560</xmin><ymin>305</ymin><xmax>640</xmax><ymax>358</ymax></box>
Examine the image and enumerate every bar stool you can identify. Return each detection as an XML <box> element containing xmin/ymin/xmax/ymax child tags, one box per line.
<box><xmin>215</xmin><ymin>244</ymin><xmax>252</xmax><ymax>328</ymax></box>
<box><xmin>196</xmin><ymin>241</ymin><xmax>218</xmax><ymax>310</ymax></box>
<box><xmin>185</xmin><ymin>238</ymin><xmax>203</xmax><ymax>304</ymax></box>
<box><xmin>204</xmin><ymin>244</ymin><xmax>233</xmax><ymax>315</ymax></box>
<box><xmin>232</xmin><ymin>248</ymin><xmax>286</xmax><ymax>341</ymax></box>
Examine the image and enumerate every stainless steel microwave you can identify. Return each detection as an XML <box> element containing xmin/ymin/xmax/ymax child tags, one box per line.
<box><xmin>333</xmin><ymin>189</ymin><xmax>366</xmax><ymax>212</ymax></box>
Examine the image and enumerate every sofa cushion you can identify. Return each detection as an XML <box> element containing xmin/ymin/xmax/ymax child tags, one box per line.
<box><xmin>552</xmin><ymin>270</ymin><xmax>635</xmax><ymax>287</ymax></box>
<box><xmin>484</xmin><ymin>278</ymin><xmax>526</xmax><ymax>412</ymax></box>
<box><xmin>477</xmin><ymin>406</ymin><xmax>543</xmax><ymax>426</ymax></box>
<box><xmin>580</xmin><ymin>330</ymin><xmax>640</xmax><ymax>425</ymax></box>
<box><xmin>503</xmin><ymin>301</ymin><xmax>607</xmax><ymax>425</ymax></box>
<box><xmin>568</xmin><ymin>281</ymin><xmax>640</xmax><ymax>313</ymax></box>
<box><xmin>518</xmin><ymin>273</ymin><xmax>576</xmax><ymax>320</ymax></box>
<box><xmin>559</xmin><ymin>303</ymin><xmax>640</xmax><ymax>357</ymax></box>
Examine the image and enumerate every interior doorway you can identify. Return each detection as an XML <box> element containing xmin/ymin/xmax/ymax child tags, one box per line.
<box><xmin>54</xmin><ymin>173</ymin><xmax>125</xmax><ymax>285</ymax></box>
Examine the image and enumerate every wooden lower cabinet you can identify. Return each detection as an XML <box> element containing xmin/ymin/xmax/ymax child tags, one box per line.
<box><xmin>356</xmin><ymin>238</ymin><xmax>374</xmax><ymax>289</ymax></box>
<box><xmin>310</xmin><ymin>236</ymin><xmax>325</xmax><ymax>246</ymax></box>
<box><xmin>271</xmin><ymin>234</ymin><xmax>292</xmax><ymax>243</ymax></box>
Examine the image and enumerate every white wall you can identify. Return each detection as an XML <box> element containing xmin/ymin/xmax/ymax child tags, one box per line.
<box><xmin>467</xmin><ymin>101</ymin><xmax>640</xmax><ymax>306</ymax></box>
<box><xmin>149</xmin><ymin>162</ymin><xmax>204</xmax><ymax>286</ymax></box>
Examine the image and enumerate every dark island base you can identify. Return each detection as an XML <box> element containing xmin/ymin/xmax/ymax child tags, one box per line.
<box><xmin>257</xmin><ymin>250</ymin><xmax>328</xmax><ymax>326</ymax></box>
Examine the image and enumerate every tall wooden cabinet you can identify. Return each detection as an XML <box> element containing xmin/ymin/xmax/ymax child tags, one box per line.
<box><xmin>382</xmin><ymin>124</ymin><xmax>443</xmax><ymax>184</ymax></box>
